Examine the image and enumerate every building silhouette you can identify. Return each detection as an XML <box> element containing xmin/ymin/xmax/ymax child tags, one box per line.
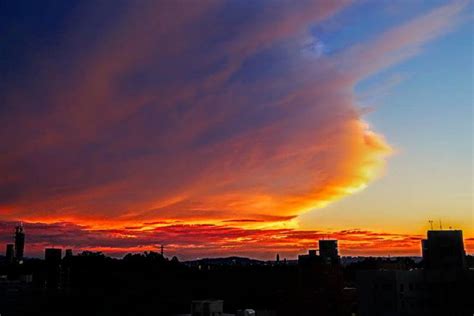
<box><xmin>45</xmin><ymin>248</ymin><xmax>62</xmax><ymax>289</ymax></box>
<box><xmin>319</xmin><ymin>240</ymin><xmax>340</xmax><ymax>265</ymax></box>
<box><xmin>297</xmin><ymin>240</ymin><xmax>345</xmax><ymax>316</ymax></box>
<box><xmin>5</xmin><ymin>243</ymin><xmax>14</xmax><ymax>264</ymax></box>
<box><xmin>14</xmin><ymin>224</ymin><xmax>25</xmax><ymax>262</ymax></box>
<box><xmin>422</xmin><ymin>229</ymin><xmax>466</xmax><ymax>270</ymax></box>
<box><xmin>357</xmin><ymin>229</ymin><xmax>474</xmax><ymax>316</ymax></box>
<box><xmin>65</xmin><ymin>249</ymin><xmax>73</xmax><ymax>258</ymax></box>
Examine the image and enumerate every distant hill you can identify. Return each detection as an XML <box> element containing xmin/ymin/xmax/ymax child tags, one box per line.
<box><xmin>184</xmin><ymin>256</ymin><xmax>267</xmax><ymax>267</ymax></box>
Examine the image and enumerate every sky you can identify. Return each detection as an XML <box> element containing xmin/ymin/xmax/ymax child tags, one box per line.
<box><xmin>0</xmin><ymin>0</ymin><xmax>472</xmax><ymax>260</ymax></box>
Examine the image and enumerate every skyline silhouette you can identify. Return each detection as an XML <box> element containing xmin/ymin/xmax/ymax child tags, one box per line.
<box><xmin>1</xmin><ymin>220</ymin><xmax>472</xmax><ymax>260</ymax></box>
<box><xmin>1</xmin><ymin>224</ymin><xmax>473</xmax><ymax>315</ymax></box>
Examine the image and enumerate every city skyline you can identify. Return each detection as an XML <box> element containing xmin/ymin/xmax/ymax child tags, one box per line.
<box><xmin>0</xmin><ymin>1</ymin><xmax>473</xmax><ymax>260</ymax></box>
<box><xmin>1</xmin><ymin>220</ymin><xmax>472</xmax><ymax>260</ymax></box>
<box><xmin>2</xmin><ymin>222</ymin><xmax>470</xmax><ymax>262</ymax></box>
<box><xmin>3</xmin><ymin>226</ymin><xmax>471</xmax><ymax>315</ymax></box>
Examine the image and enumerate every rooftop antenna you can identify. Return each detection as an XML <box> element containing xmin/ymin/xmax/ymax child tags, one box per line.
<box><xmin>160</xmin><ymin>244</ymin><xmax>164</xmax><ymax>257</ymax></box>
<box><xmin>428</xmin><ymin>220</ymin><xmax>434</xmax><ymax>230</ymax></box>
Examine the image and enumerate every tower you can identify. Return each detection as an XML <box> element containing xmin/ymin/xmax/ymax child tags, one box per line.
<box><xmin>14</xmin><ymin>223</ymin><xmax>25</xmax><ymax>262</ymax></box>
<box><xmin>319</xmin><ymin>240</ymin><xmax>340</xmax><ymax>265</ymax></box>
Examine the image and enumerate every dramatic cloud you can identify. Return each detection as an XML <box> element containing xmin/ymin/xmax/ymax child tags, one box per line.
<box><xmin>0</xmin><ymin>1</ymin><xmax>469</xmax><ymax>256</ymax></box>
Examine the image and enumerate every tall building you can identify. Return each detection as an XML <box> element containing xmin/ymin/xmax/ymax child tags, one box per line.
<box><xmin>357</xmin><ymin>229</ymin><xmax>473</xmax><ymax>316</ymax></box>
<box><xmin>65</xmin><ymin>249</ymin><xmax>73</xmax><ymax>258</ymax></box>
<box><xmin>45</xmin><ymin>248</ymin><xmax>62</xmax><ymax>265</ymax></box>
<box><xmin>297</xmin><ymin>240</ymin><xmax>344</xmax><ymax>316</ymax></box>
<box><xmin>319</xmin><ymin>240</ymin><xmax>340</xmax><ymax>265</ymax></box>
<box><xmin>14</xmin><ymin>224</ymin><xmax>25</xmax><ymax>262</ymax></box>
<box><xmin>45</xmin><ymin>248</ymin><xmax>62</xmax><ymax>289</ymax></box>
<box><xmin>421</xmin><ymin>230</ymin><xmax>466</xmax><ymax>270</ymax></box>
<box><xmin>5</xmin><ymin>244</ymin><xmax>14</xmax><ymax>264</ymax></box>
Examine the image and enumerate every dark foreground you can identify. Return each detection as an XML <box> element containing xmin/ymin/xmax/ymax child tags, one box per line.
<box><xmin>1</xmin><ymin>252</ymin><xmax>474</xmax><ymax>316</ymax></box>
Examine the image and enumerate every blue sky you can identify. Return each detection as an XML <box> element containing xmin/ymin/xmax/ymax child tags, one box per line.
<box><xmin>301</xmin><ymin>1</ymin><xmax>473</xmax><ymax>236</ymax></box>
